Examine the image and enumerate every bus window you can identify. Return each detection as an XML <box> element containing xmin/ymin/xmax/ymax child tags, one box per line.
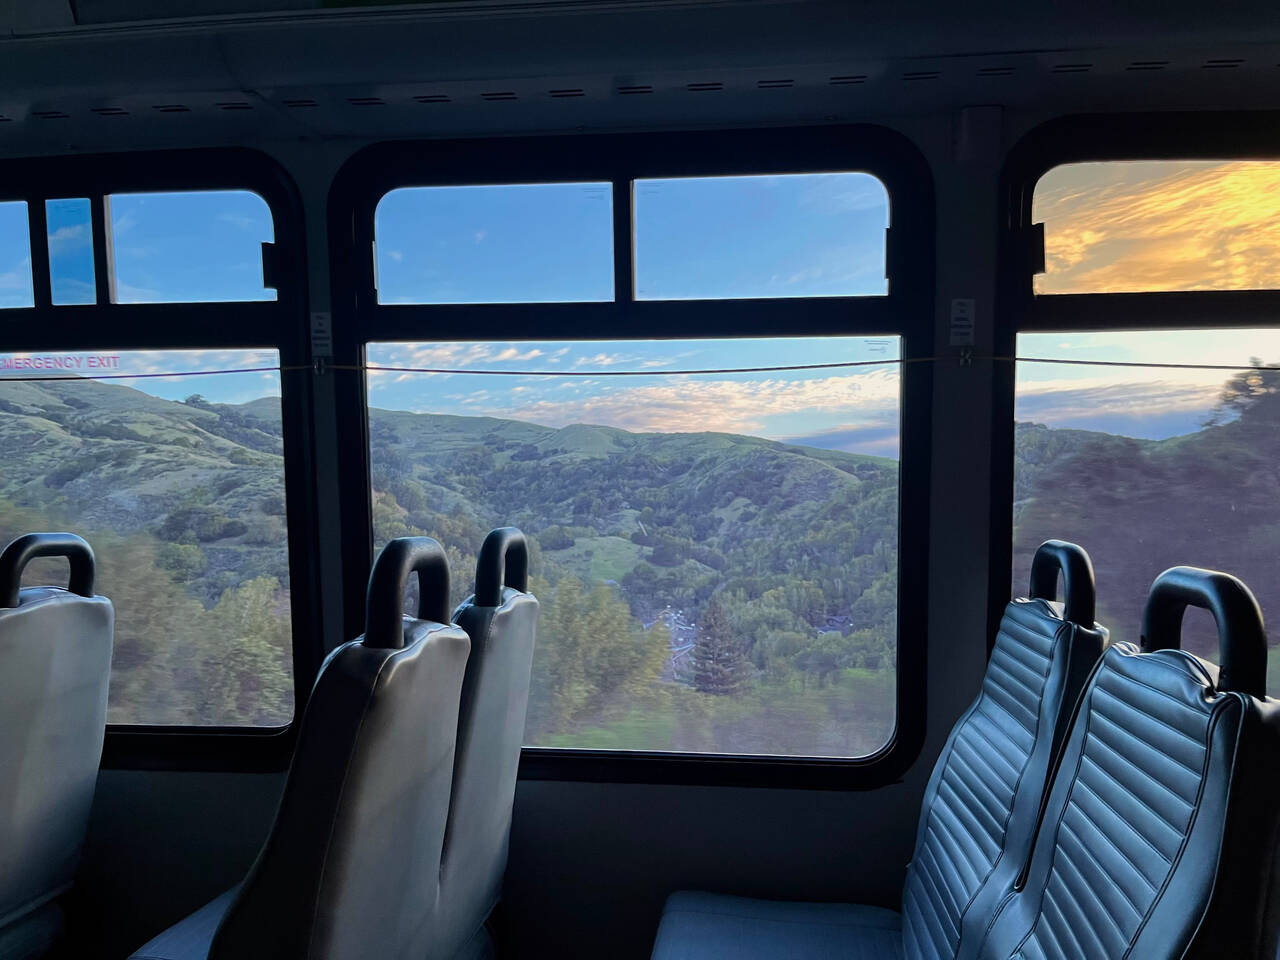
<box><xmin>374</xmin><ymin>182</ymin><xmax>614</xmax><ymax>304</ymax></box>
<box><xmin>0</xmin><ymin>202</ymin><xmax>33</xmax><ymax>309</ymax></box>
<box><xmin>367</xmin><ymin>336</ymin><xmax>901</xmax><ymax>758</ymax></box>
<box><xmin>0</xmin><ymin>348</ymin><xmax>294</xmax><ymax>726</ymax></box>
<box><xmin>47</xmin><ymin>198</ymin><xmax>96</xmax><ymax>306</ymax></box>
<box><xmin>634</xmin><ymin>172</ymin><xmax>889</xmax><ymax>300</ymax></box>
<box><xmin>1013</xmin><ymin>330</ymin><xmax>1280</xmax><ymax>696</ymax></box>
<box><xmin>1034</xmin><ymin>160</ymin><xmax>1280</xmax><ymax>294</ymax></box>
<box><xmin>107</xmin><ymin>190</ymin><xmax>277</xmax><ymax>303</ymax></box>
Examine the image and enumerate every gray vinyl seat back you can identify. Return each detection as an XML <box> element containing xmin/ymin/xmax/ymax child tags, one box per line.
<box><xmin>0</xmin><ymin>533</ymin><xmax>113</xmax><ymax>954</ymax></box>
<box><xmin>976</xmin><ymin>566</ymin><xmax>1280</xmax><ymax>960</ymax></box>
<box><xmin>437</xmin><ymin>528</ymin><xmax>539</xmax><ymax>960</ymax></box>
<box><xmin>903</xmin><ymin>541</ymin><xmax>1108</xmax><ymax>960</ymax></box>
<box><xmin>208</xmin><ymin>538</ymin><xmax>471</xmax><ymax>960</ymax></box>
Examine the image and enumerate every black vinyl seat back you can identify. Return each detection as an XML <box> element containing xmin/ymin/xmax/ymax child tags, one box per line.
<box><xmin>208</xmin><ymin>538</ymin><xmax>471</xmax><ymax>960</ymax></box>
<box><xmin>903</xmin><ymin>540</ymin><xmax>1108</xmax><ymax>960</ymax></box>
<box><xmin>0</xmin><ymin>533</ymin><xmax>113</xmax><ymax>956</ymax></box>
<box><xmin>438</xmin><ymin>528</ymin><xmax>539</xmax><ymax>960</ymax></box>
<box><xmin>976</xmin><ymin>566</ymin><xmax>1280</xmax><ymax>960</ymax></box>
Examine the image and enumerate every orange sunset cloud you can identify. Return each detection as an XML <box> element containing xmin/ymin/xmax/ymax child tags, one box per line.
<box><xmin>1034</xmin><ymin>160</ymin><xmax>1280</xmax><ymax>294</ymax></box>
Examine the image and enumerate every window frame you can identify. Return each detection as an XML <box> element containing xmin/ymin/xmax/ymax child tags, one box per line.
<box><xmin>991</xmin><ymin>111</ymin><xmax>1280</xmax><ymax>648</ymax></box>
<box><xmin>329</xmin><ymin>125</ymin><xmax>934</xmax><ymax>790</ymax></box>
<box><xmin>0</xmin><ymin>148</ymin><xmax>320</xmax><ymax>771</ymax></box>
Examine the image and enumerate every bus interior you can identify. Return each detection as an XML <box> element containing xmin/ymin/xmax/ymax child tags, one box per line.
<box><xmin>0</xmin><ymin>1</ymin><xmax>1279</xmax><ymax>957</ymax></box>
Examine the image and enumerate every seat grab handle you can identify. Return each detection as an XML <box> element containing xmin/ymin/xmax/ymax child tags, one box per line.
<box><xmin>1141</xmin><ymin>566</ymin><xmax>1267</xmax><ymax>699</ymax></box>
<box><xmin>0</xmin><ymin>532</ymin><xmax>96</xmax><ymax>608</ymax></box>
<box><xmin>364</xmin><ymin>537</ymin><xmax>451</xmax><ymax>648</ymax></box>
<box><xmin>1028</xmin><ymin>539</ymin><xmax>1096</xmax><ymax>627</ymax></box>
<box><xmin>475</xmin><ymin>527</ymin><xmax>529</xmax><ymax>606</ymax></box>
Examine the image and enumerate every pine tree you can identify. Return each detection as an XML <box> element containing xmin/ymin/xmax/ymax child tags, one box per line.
<box><xmin>692</xmin><ymin>597</ymin><xmax>746</xmax><ymax>696</ymax></box>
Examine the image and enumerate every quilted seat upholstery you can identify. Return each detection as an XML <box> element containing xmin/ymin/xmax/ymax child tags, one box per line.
<box><xmin>975</xmin><ymin>567</ymin><xmax>1280</xmax><ymax>960</ymax></box>
<box><xmin>651</xmin><ymin>541</ymin><xmax>1108</xmax><ymax>960</ymax></box>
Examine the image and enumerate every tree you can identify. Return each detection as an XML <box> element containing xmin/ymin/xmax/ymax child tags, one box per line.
<box><xmin>1206</xmin><ymin>357</ymin><xmax>1280</xmax><ymax>425</ymax></box>
<box><xmin>691</xmin><ymin>597</ymin><xmax>746</xmax><ymax>696</ymax></box>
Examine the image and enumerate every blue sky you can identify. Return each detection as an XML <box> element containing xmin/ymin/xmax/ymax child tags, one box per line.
<box><xmin>4</xmin><ymin>178</ymin><xmax>1279</xmax><ymax>452</ymax></box>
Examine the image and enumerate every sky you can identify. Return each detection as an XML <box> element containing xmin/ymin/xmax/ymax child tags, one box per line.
<box><xmin>2</xmin><ymin>165</ymin><xmax>1280</xmax><ymax>451</ymax></box>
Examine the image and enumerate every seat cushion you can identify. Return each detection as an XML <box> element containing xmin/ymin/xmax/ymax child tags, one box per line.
<box><xmin>651</xmin><ymin>892</ymin><xmax>903</xmax><ymax>960</ymax></box>
<box><xmin>130</xmin><ymin>889</ymin><xmax>236</xmax><ymax>960</ymax></box>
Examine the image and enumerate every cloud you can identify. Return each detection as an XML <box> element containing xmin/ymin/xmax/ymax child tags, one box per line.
<box><xmin>480</xmin><ymin>370</ymin><xmax>900</xmax><ymax>435</ymax></box>
<box><xmin>1036</xmin><ymin>161</ymin><xmax>1280</xmax><ymax>293</ymax></box>
<box><xmin>1015</xmin><ymin>375</ymin><xmax>1222</xmax><ymax>434</ymax></box>
<box><xmin>386</xmin><ymin>250</ymin><xmax>404</xmax><ymax>263</ymax></box>
<box><xmin>783</xmin><ymin>422</ymin><xmax>901</xmax><ymax>458</ymax></box>
<box><xmin>217</xmin><ymin>212</ymin><xmax>259</xmax><ymax>231</ymax></box>
<box><xmin>47</xmin><ymin>224</ymin><xmax>89</xmax><ymax>253</ymax></box>
<box><xmin>493</xmin><ymin>347</ymin><xmax>544</xmax><ymax>362</ymax></box>
<box><xmin>473</xmin><ymin>230</ymin><xmax>487</xmax><ymax>244</ymax></box>
<box><xmin>573</xmin><ymin>352</ymin><xmax>631</xmax><ymax>368</ymax></box>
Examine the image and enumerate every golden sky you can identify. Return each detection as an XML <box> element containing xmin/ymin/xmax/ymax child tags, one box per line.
<box><xmin>1034</xmin><ymin>160</ymin><xmax>1280</xmax><ymax>294</ymax></box>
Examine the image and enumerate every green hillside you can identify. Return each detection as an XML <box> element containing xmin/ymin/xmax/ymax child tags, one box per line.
<box><xmin>1013</xmin><ymin>381</ymin><xmax>1280</xmax><ymax>693</ymax></box>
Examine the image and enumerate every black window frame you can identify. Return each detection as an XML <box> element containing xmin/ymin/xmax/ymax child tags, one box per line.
<box><xmin>329</xmin><ymin>125</ymin><xmax>934</xmax><ymax>790</ymax></box>
<box><xmin>990</xmin><ymin>111</ymin><xmax>1280</xmax><ymax>646</ymax></box>
<box><xmin>0</xmin><ymin>148</ymin><xmax>320</xmax><ymax>771</ymax></box>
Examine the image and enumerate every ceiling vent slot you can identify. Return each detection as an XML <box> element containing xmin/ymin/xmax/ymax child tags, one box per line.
<box><xmin>829</xmin><ymin>74</ymin><xmax>867</xmax><ymax>85</ymax></box>
<box><xmin>33</xmin><ymin>110</ymin><xmax>70</xmax><ymax>120</ymax></box>
<box><xmin>549</xmin><ymin>88</ymin><xmax>586</xmax><ymax>98</ymax></box>
<box><xmin>91</xmin><ymin>106</ymin><xmax>129</xmax><ymax>116</ymax></box>
<box><xmin>283</xmin><ymin>98</ymin><xmax>318</xmax><ymax>108</ymax></box>
<box><xmin>347</xmin><ymin>97</ymin><xmax>385</xmax><ymax>106</ymax></box>
<box><xmin>1202</xmin><ymin>58</ymin><xmax>1245</xmax><ymax>69</ymax></box>
<box><xmin>616</xmin><ymin>84</ymin><xmax>653</xmax><ymax>95</ymax></box>
<box><xmin>216</xmin><ymin>101</ymin><xmax>253</xmax><ymax>111</ymax></box>
<box><xmin>414</xmin><ymin>94</ymin><xmax>451</xmax><ymax>104</ymax></box>
<box><xmin>481</xmin><ymin>91</ymin><xmax>518</xmax><ymax>101</ymax></box>
<box><xmin>902</xmin><ymin>70</ymin><xmax>940</xmax><ymax>81</ymax></box>
<box><xmin>976</xmin><ymin>66</ymin><xmax>1015</xmax><ymax>77</ymax></box>
<box><xmin>686</xmin><ymin>82</ymin><xmax>724</xmax><ymax>92</ymax></box>
<box><xmin>1052</xmin><ymin>63</ymin><xmax>1093</xmax><ymax>73</ymax></box>
<box><xmin>153</xmin><ymin>104</ymin><xmax>190</xmax><ymax>113</ymax></box>
<box><xmin>757</xmin><ymin>79</ymin><xmax>794</xmax><ymax>89</ymax></box>
<box><xmin>0</xmin><ymin>115</ymin><xmax>10</xmax><ymax>123</ymax></box>
<box><xmin>1126</xmin><ymin>60</ymin><xmax>1170</xmax><ymax>71</ymax></box>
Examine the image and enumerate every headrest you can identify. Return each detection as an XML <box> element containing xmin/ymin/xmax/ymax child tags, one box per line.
<box><xmin>0</xmin><ymin>532</ymin><xmax>96</xmax><ymax>608</ymax></box>
<box><xmin>364</xmin><ymin>537</ymin><xmax>451</xmax><ymax>649</ymax></box>
<box><xmin>473</xmin><ymin>527</ymin><xmax>529</xmax><ymax>607</ymax></box>
<box><xmin>1027</xmin><ymin>539</ymin><xmax>1096</xmax><ymax>627</ymax></box>
<box><xmin>1140</xmin><ymin>566</ymin><xmax>1267</xmax><ymax>699</ymax></box>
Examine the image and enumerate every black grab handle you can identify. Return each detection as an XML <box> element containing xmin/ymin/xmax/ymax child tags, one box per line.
<box><xmin>475</xmin><ymin>527</ymin><xmax>529</xmax><ymax>606</ymax></box>
<box><xmin>364</xmin><ymin>537</ymin><xmax>451</xmax><ymax>649</ymax></box>
<box><xmin>1141</xmin><ymin>566</ymin><xmax>1267</xmax><ymax>699</ymax></box>
<box><xmin>0</xmin><ymin>532</ymin><xmax>96</xmax><ymax>608</ymax></box>
<box><xmin>1029</xmin><ymin>539</ymin><xmax>1097</xmax><ymax>627</ymax></box>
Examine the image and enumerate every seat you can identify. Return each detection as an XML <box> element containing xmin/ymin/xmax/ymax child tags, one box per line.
<box><xmin>974</xmin><ymin>566</ymin><xmax>1280</xmax><ymax>960</ymax></box>
<box><xmin>130</xmin><ymin>537</ymin><xmax>472</xmax><ymax>960</ymax></box>
<box><xmin>650</xmin><ymin>540</ymin><xmax>1109</xmax><ymax>960</ymax></box>
<box><xmin>0</xmin><ymin>533</ymin><xmax>113</xmax><ymax>960</ymax></box>
<box><xmin>435</xmin><ymin>528</ymin><xmax>539</xmax><ymax>960</ymax></box>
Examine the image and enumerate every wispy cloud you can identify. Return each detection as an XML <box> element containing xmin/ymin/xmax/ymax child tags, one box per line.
<box><xmin>217</xmin><ymin>212</ymin><xmax>259</xmax><ymax>231</ymax></box>
<box><xmin>480</xmin><ymin>370</ymin><xmax>900</xmax><ymax>435</ymax></box>
<box><xmin>1036</xmin><ymin>160</ymin><xmax>1280</xmax><ymax>293</ymax></box>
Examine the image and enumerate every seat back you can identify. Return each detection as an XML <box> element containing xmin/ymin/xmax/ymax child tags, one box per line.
<box><xmin>437</xmin><ymin>528</ymin><xmax>539</xmax><ymax>959</ymax></box>
<box><xmin>903</xmin><ymin>541</ymin><xmax>1108</xmax><ymax>960</ymax></box>
<box><xmin>977</xmin><ymin>566</ymin><xmax>1280</xmax><ymax>960</ymax></box>
<box><xmin>0</xmin><ymin>533</ymin><xmax>113</xmax><ymax>952</ymax></box>
<box><xmin>210</xmin><ymin>538</ymin><xmax>471</xmax><ymax>960</ymax></box>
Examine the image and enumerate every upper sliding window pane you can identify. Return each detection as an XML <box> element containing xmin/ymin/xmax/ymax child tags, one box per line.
<box><xmin>47</xmin><ymin>198</ymin><xmax>96</xmax><ymax>306</ymax></box>
<box><xmin>0</xmin><ymin>348</ymin><xmax>294</xmax><ymax>725</ymax></box>
<box><xmin>633</xmin><ymin>173</ymin><xmax>889</xmax><ymax>300</ymax></box>
<box><xmin>1034</xmin><ymin>160</ymin><xmax>1280</xmax><ymax>294</ymax></box>
<box><xmin>374</xmin><ymin>183</ymin><xmax>614</xmax><ymax>304</ymax></box>
<box><xmin>367</xmin><ymin>336</ymin><xmax>901</xmax><ymax>758</ymax></box>
<box><xmin>0</xmin><ymin>202</ymin><xmax>33</xmax><ymax>309</ymax></box>
<box><xmin>107</xmin><ymin>190</ymin><xmax>277</xmax><ymax>303</ymax></box>
<box><xmin>1013</xmin><ymin>330</ymin><xmax>1280</xmax><ymax>696</ymax></box>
